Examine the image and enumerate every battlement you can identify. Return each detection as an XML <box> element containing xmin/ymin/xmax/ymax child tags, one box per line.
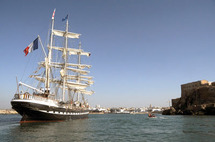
<box><xmin>181</xmin><ymin>80</ymin><xmax>211</xmax><ymax>98</ymax></box>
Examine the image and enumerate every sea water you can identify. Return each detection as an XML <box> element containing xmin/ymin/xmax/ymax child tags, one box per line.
<box><xmin>0</xmin><ymin>114</ymin><xmax>215</xmax><ymax>142</ymax></box>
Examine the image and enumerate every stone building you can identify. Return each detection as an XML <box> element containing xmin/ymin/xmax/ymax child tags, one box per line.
<box><xmin>181</xmin><ymin>80</ymin><xmax>210</xmax><ymax>98</ymax></box>
<box><xmin>165</xmin><ymin>79</ymin><xmax>215</xmax><ymax>115</ymax></box>
<box><xmin>172</xmin><ymin>80</ymin><xmax>211</xmax><ymax>108</ymax></box>
<box><xmin>172</xmin><ymin>98</ymin><xmax>180</xmax><ymax>108</ymax></box>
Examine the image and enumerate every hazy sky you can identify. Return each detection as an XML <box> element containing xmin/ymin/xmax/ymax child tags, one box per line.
<box><xmin>1</xmin><ymin>0</ymin><xmax>215</xmax><ymax>109</ymax></box>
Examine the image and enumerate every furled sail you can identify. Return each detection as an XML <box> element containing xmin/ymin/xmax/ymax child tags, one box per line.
<box><xmin>52</xmin><ymin>29</ymin><xmax>81</xmax><ymax>39</ymax></box>
<box><xmin>66</xmin><ymin>67</ymin><xmax>89</xmax><ymax>75</ymax></box>
<box><xmin>38</xmin><ymin>62</ymin><xmax>90</xmax><ymax>75</ymax></box>
<box><xmin>50</xmin><ymin>46</ymin><xmax>91</xmax><ymax>56</ymax></box>
<box><xmin>66</xmin><ymin>63</ymin><xmax>91</xmax><ymax>69</ymax></box>
<box><xmin>31</xmin><ymin>76</ymin><xmax>89</xmax><ymax>90</ymax></box>
<box><xmin>78</xmin><ymin>90</ymin><xmax>94</xmax><ymax>95</ymax></box>
<box><xmin>67</xmin><ymin>75</ymin><xmax>93</xmax><ymax>80</ymax></box>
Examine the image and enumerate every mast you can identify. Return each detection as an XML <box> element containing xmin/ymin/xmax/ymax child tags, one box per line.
<box><xmin>45</xmin><ymin>9</ymin><xmax>55</xmax><ymax>94</ymax></box>
<box><xmin>78</xmin><ymin>42</ymin><xmax>81</xmax><ymax>77</ymax></box>
<box><xmin>62</xmin><ymin>16</ymin><xmax>69</xmax><ymax>101</ymax></box>
<box><xmin>77</xmin><ymin>42</ymin><xmax>81</xmax><ymax>102</ymax></box>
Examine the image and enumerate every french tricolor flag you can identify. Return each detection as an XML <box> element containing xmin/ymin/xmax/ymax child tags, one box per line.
<box><xmin>23</xmin><ymin>37</ymin><xmax>38</xmax><ymax>56</ymax></box>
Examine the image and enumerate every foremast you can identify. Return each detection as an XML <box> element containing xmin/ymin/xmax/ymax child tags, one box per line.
<box><xmin>45</xmin><ymin>9</ymin><xmax>56</xmax><ymax>95</ymax></box>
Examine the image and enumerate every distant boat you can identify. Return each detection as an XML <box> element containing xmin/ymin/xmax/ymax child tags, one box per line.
<box><xmin>148</xmin><ymin>113</ymin><xmax>155</xmax><ymax>118</ymax></box>
<box><xmin>116</xmin><ymin>109</ymin><xmax>130</xmax><ymax>114</ymax></box>
<box><xmin>11</xmin><ymin>10</ymin><xmax>94</xmax><ymax>122</ymax></box>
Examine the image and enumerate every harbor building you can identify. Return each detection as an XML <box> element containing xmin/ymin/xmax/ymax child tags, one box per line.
<box><xmin>163</xmin><ymin>79</ymin><xmax>215</xmax><ymax>115</ymax></box>
<box><xmin>172</xmin><ymin>80</ymin><xmax>213</xmax><ymax>108</ymax></box>
<box><xmin>181</xmin><ymin>80</ymin><xmax>210</xmax><ymax>98</ymax></box>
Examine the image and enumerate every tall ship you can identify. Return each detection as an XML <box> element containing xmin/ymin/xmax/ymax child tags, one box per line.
<box><xmin>11</xmin><ymin>10</ymin><xmax>94</xmax><ymax>122</ymax></box>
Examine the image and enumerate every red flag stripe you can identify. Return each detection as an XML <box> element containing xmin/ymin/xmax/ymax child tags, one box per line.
<box><xmin>24</xmin><ymin>46</ymin><xmax>30</xmax><ymax>56</ymax></box>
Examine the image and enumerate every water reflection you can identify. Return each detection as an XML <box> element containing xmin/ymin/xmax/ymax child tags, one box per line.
<box><xmin>8</xmin><ymin>118</ymin><xmax>91</xmax><ymax>142</ymax></box>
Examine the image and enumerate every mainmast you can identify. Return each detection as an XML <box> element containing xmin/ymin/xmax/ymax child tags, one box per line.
<box><xmin>77</xmin><ymin>42</ymin><xmax>81</xmax><ymax>102</ymax></box>
<box><xmin>62</xmin><ymin>16</ymin><xmax>69</xmax><ymax>101</ymax></box>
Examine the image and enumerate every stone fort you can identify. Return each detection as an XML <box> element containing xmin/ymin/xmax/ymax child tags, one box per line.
<box><xmin>172</xmin><ymin>80</ymin><xmax>215</xmax><ymax>109</ymax></box>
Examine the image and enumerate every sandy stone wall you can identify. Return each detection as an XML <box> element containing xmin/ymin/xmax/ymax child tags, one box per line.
<box><xmin>181</xmin><ymin>80</ymin><xmax>209</xmax><ymax>98</ymax></box>
<box><xmin>0</xmin><ymin>109</ymin><xmax>18</xmax><ymax>114</ymax></box>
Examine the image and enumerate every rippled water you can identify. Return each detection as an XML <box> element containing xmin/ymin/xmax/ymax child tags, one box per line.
<box><xmin>1</xmin><ymin>114</ymin><xmax>215</xmax><ymax>142</ymax></box>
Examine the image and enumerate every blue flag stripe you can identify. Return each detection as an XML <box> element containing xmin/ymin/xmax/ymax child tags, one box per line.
<box><xmin>33</xmin><ymin>38</ymin><xmax>38</xmax><ymax>50</ymax></box>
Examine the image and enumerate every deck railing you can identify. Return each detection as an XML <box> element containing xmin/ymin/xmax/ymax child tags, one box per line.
<box><xmin>13</xmin><ymin>93</ymin><xmax>56</xmax><ymax>102</ymax></box>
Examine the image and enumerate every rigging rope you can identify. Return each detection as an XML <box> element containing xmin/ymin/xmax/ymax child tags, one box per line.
<box><xmin>20</xmin><ymin>53</ymin><xmax>33</xmax><ymax>82</ymax></box>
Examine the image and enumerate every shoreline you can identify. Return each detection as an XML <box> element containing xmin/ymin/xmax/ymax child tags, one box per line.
<box><xmin>89</xmin><ymin>112</ymin><xmax>150</xmax><ymax>114</ymax></box>
<box><xmin>0</xmin><ymin>109</ymin><xmax>18</xmax><ymax>114</ymax></box>
<box><xmin>0</xmin><ymin>110</ymin><xmax>150</xmax><ymax>115</ymax></box>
